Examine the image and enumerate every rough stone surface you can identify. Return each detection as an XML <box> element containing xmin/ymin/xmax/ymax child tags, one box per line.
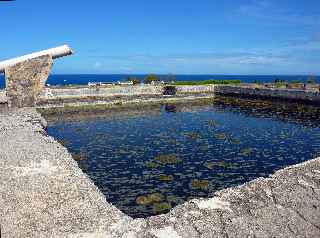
<box><xmin>36</xmin><ymin>84</ymin><xmax>320</xmax><ymax>109</ymax></box>
<box><xmin>0</xmin><ymin>90</ymin><xmax>7</xmax><ymax>103</ymax></box>
<box><xmin>0</xmin><ymin>108</ymin><xmax>132</xmax><ymax>238</ymax></box>
<box><xmin>215</xmin><ymin>84</ymin><xmax>320</xmax><ymax>103</ymax></box>
<box><xmin>5</xmin><ymin>54</ymin><xmax>53</xmax><ymax>108</ymax></box>
<box><xmin>1</xmin><ymin>108</ymin><xmax>320</xmax><ymax>237</ymax></box>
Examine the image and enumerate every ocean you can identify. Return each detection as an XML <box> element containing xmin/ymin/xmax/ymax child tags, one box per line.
<box><xmin>0</xmin><ymin>74</ymin><xmax>317</xmax><ymax>89</ymax></box>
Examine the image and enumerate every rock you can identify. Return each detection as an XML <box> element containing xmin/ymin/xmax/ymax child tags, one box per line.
<box><xmin>5</xmin><ymin>54</ymin><xmax>53</xmax><ymax>108</ymax></box>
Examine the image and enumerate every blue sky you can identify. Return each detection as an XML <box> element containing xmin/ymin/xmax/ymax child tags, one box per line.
<box><xmin>0</xmin><ymin>0</ymin><xmax>319</xmax><ymax>74</ymax></box>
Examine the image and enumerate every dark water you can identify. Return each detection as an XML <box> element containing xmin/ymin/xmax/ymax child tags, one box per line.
<box><xmin>45</xmin><ymin>96</ymin><xmax>320</xmax><ymax>218</ymax></box>
<box><xmin>0</xmin><ymin>74</ymin><xmax>317</xmax><ymax>89</ymax></box>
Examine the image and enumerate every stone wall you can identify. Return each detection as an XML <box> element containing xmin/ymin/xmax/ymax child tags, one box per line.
<box><xmin>215</xmin><ymin>85</ymin><xmax>320</xmax><ymax>103</ymax></box>
<box><xmin>40</xmin><ymin>85</ymin><xmax>163</xmax><ymax>99</ymax></box>
<box><xmin>5</xmin><ymin>55</ymin><xmax>53</xmax><ymax>108</ymax></box>
<box><xmin>175</xmin><ymin>85</ymin><xmax>215</xmax><ymax>93</ymax></box>
<box><xmin>39</xmin><ymin>84</ymin><xmax>215</xmax><ymax>101</ymax></box>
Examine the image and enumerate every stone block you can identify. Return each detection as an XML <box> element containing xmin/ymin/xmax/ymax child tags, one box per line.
<box><xmin>5</xmin><ymin>54</ymin><xmax>53</xmax><ymax>108</ymax></box>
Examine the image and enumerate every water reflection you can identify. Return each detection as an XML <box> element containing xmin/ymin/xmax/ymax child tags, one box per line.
<box><xmin>44</xmin><ymin>96</ymin><xmax>320</xmax><ymax>218</ymax></box>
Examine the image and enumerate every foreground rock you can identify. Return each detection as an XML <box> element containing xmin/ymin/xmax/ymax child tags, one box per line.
<box><xmin>0</xmin><ymin>108</ymin><xmax>319</xmax><ymax>237</ymax></box>
<box><xmin>0</xmin><ymin>108</ymin><xmax>132</xmax><ymax>237</ymax></box>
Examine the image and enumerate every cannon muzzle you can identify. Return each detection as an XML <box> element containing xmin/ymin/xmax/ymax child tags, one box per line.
<box><xmin>0</xmin><ymin>45</ymin><xmax>73</xmax><ymax>73</ymax></box>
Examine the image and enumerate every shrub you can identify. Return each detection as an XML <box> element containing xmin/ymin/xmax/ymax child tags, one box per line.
<box><xmin>144</xmin><ymin>74</ymin><xmax>159</xmax><ymax>84</ymax></box>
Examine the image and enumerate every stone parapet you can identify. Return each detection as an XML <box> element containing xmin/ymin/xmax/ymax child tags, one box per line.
<box><xmin>215</xmin><ymin>84</ymin><xmax>320</xmax><ymax>103</ymax></box>
<box><xmin>5</xmin><ymin>55</ymin><xmax>53</xmax><ymax>108</ymax></box>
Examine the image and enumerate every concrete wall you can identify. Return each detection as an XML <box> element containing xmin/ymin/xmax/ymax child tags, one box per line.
<box><xmin>215</xmin><ymin>85</ymin><xmax>320</xmax><ymax>103</ymax></box>
<box><xmin>40</xmin><ymin>85</ymin><xmax>163</xmax><ymax>99</ymax></box>
<box><xmin>175</xmin><ymin>85</ymin><xmax>215</xmax><ymax>93</ymax></box>
<box><xmin>3</xmin><ymin>83</ymin><xmax>320</xmax><ymax>107</ymax></box>
<box><xmin>39</xmin><ymin>84</ymin><xmax>215</xmax><ymax>100</ymax></box>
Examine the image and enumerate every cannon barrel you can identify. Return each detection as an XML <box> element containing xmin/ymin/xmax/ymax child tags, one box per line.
<box><xmin>0</xmin><ymin>45</ymin><xmax>73</xmax><ymax>73</ymax></box>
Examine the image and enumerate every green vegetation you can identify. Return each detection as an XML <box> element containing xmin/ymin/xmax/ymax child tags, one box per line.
<box><xmin>171</xmin><ymin>79</ymin><xmax>241</xmax><ymax>86</ymax></box>
<box><xmin>144</xmin><ymin>74</ymin><xmax>159</xmax><ymax>84</ymax></box>
<box><xmin>154</xmin><ymin>154</ymin><xmax>180</xmax><ymax>165</ymax></box>
<box><xmin>239</xmin><ymin>148</ymin><xmax>253</xmax><ymax>157</ymax></box>
<box><xmin>191</xmin><ymin>179</ymin><xmax>209</xmax><ymax>190</ymax></box>
<box><xmin>204</xmin><ymin>162</ymin><xmax>214</xmax><ymax>170</ymax></box>
<box><xmin>136</xmin><ymin>193</ymin><xmax>164</xmax><ymax>205</ymax></box>
<box><xmin>184</xmin><ymin>132</ymin><xmax>202</xmax><ymax>140</ymax></box>
<box><xmin>214</xmin><ymin>133</ymin><xmax>227</xmax><ymax>140</ymax></box>
<box><xmin>158</xmin><ymin>174</ymin><xmax>174</xmax><ymax>181</ymax></box>
<box><xmin>275</xmin><ymin>82</ymin><xmax>287</xmax><ymax>88</ymax></box>
<box><xmin>153</xmin><ymin>202</ymin><xmax>172</xmax><ymax>213</ymax></box>
<box><xmin>144</xmin><ymin>161</ymin><xmax>160</xmax><ymax>169</ymax></box>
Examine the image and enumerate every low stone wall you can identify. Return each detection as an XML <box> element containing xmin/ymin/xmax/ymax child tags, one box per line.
<box><xmin>39</xmin><ymin>84</ymin><xmax>215</xmax><ymax>99</ymax></box>
<box><xmin>40</xmin><ymin>85</ymin><xmax>163</xmax><ymax>99</ymax></box>
<box><xmin>175</xmin><ymin>85</ymin><xmax>215</xmax><ymax>93</ymax></box>
<box><xmin>3</xmin><ymin>84</ymin><xmax>320</xmax><ymax>108</ymax></box>
<box><xmin>215</xmin><ymin>85</ymin><xmax>320</xmax><ymax>103</ymax></box>
<box><xmin>36</xmin><ymin>85</ymin><xmax>216</xmax><ymax>108</ymax></box>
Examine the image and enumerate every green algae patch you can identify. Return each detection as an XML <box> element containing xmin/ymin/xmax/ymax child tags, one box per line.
<box><xmin>184</xmin><ymin>132</ymin><xmax>202</xmax><ymax>140</ymax></box>
<box><xmin>230</xmin><ymin>138</ymin><xmax>241</xmax><ymax>145</ymax></box>
<box><xmin>200</xmin><ymin>144</ymin><xmax>209</xmax><ymax>151</ymax></box>
<box><xmin>136</xmin><ymin>196</ymin><xmax>151</xmax><ymax>205</ymax></box>
<box><xmin>145</xmin><ymin>161</ymin><xmax>161</xmax><ymax>169</ymax></box>
<box><xmin>215</xmin><ymin>133</ymin><xmax>227</xmax><ymax>140</ymax></box>
<box><xmin>158</xmin><ymin>174</ymin><xmax>174</xmax><ymax>181</ymax></box>
<box><xmin>136</xmin><ymin>193</ymin><xmax>164</xmax><ymax>205</ymax></box>
<box><xmin>152</xmin><ymin>202</ymin><xmax>172</xmax><ymax>214</ymax></box>
<box><xmin>218</xmin><ymin>161</ymin><xmax>238</xmax><ymax>169</ymax></box>
<box><xmin>239</xmin><ymin>148</ymin><xmax>253</xmax><ymax>156</ymax></box>
<box><xmin>191</xmin><ymin>179</ymin><xmax>209</xmax><ymax>190</ymax></box>
<box><xmin>204</xmin><ymin>162</ymin><xmax>215</xmax><ymax>170</ymax></box>
<box><xmin>154</xmin><ymin>154</ymin><xmax>180</xmax><ymax>165</ymax></box>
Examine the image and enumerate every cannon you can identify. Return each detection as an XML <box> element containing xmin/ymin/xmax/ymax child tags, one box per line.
<box><xmin>0</xmin><ymin>45</ymin><xmax>73</xmax><ymax>73</ymax></box>
<box><xmin>1</xmin><ymin>45</ymin><xmax>73</xmax><ymax>108</ymax></box>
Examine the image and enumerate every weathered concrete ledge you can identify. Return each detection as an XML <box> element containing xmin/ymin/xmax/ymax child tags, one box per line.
<box><xmin>1</xmin><ymin>108</ymin><xmax>320</xmax><ymax>237</ymax></box>
<box><xmin>1</xmin><ymin>84</ymin><xmax>320</xmax><ymax>108</ymax></box>
<box><xmin>0</xmin><ymin>109</ymin><xmax>133</xmax><ymax>238</ymax></box>
<box><xmin>38</xmin><ymin>84</ymin><xmax>320</xmax><ymax>107</ymax></box>
<box><xmin>215</xmin><ymin>84</ymin><xmax>320</xmax><ymax>104</ymax></box>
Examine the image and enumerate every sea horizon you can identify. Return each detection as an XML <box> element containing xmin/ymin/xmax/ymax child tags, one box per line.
<box><xmin>1</xmin><ymin>74</ymin><xmax>319</xmax><ymax>89</ymax></box>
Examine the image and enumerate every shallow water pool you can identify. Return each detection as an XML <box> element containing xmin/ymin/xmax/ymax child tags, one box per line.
<box><xmin>44</xmin><ymin>96</ymin><xmax>320</xmax><ymax>218</ymax></box>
